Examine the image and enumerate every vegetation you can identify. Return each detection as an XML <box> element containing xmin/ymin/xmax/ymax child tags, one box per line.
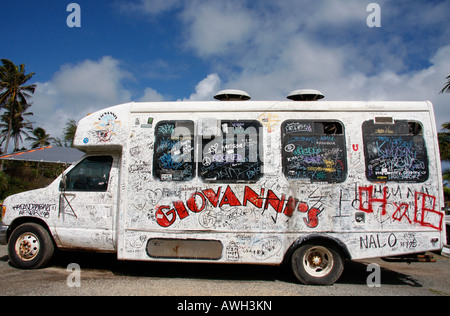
<box><xmin>26</xmin><ymin>127</ymin><xmax>56</xmax><ymax>148</ymax></box>
<box><xmin>0</xmin><ymin>59</ymin><xmax>36</xmax><ymax>152</ymax></box>
<box><xmin>440</xmin><ymin>75</ymin><xmax>450</xmax><ymax>94</ymax></box>
<box><xmin>0</xmin><ymin>160</ymin><xmax>66</xmax><ymax>201</ymax></box>
<box><xmin>439</xmin><ymin>78</ymin><xmax>450</xmax><ymax>202</ymax></box>
<box><xmin>0</xmin><ymin>59</ymin><xmax>78</xmax><ymax>202</ymax></box>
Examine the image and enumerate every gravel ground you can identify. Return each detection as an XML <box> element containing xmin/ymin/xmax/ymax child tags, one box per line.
<box><xmin>1</xmin><ymin>245</ymin><xmax>449</xmax><ymax>296</ymax></box>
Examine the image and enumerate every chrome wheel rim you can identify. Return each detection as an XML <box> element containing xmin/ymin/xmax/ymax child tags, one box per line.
<box><xmin>303</xmin><ymin>246</ymin><xmax>334</xmax><ymax>277</ymax></box>
<box><xmin>15</xmin><ymin>232</ymin><xmax>40</xmax><ymax>261</ymax></box>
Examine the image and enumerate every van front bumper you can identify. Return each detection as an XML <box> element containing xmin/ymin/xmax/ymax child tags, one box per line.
<box><xmin>0</xmin><ymin>224</ymin><xmax>8</xmax><ymax>245</ymax></box>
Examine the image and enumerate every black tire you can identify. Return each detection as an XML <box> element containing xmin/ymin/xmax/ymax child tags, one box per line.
<box><xmin>7</xmin><ymin>223</ymin><xmax>55</xmax><ymax>269</ymax></box>
<box><xmin>291</xmin><ymin>241</ymin><xmax>344</xmax><ymax>285</ymax></box>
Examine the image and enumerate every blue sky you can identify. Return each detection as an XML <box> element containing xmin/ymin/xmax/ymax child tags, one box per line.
<box><xmin>1</xmin><ymin>0</ymin><xmax>450</xmax><ymax>146</ymax></box>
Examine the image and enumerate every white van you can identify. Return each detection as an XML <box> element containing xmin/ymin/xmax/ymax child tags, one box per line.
<box><xmin>1</xmin><ymin>89</ymin><xmax>446</xmax><ymax>285</ymax></box>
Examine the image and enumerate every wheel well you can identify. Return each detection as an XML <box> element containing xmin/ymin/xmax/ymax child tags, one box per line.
<box><xmin>283</xmin><ymin>235</ymin><xmax>352</xmax><ymax>265</ymax></box>
<box><xmin>6</xmin><ymin>217</ymin><xmax>53</xmax><ymax>244</ymax></box>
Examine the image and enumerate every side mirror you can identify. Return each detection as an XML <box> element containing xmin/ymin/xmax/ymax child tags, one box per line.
<box><xmin>59</xmin><ymin>172</ymin><xmax>67</xmax><ymax>191</ymax></box>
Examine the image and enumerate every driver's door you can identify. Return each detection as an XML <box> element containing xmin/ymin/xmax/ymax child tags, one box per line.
<box><xmin>56</xmin><ymin>155</ymin><xmax>119</xmax><ymax>251</ymax></box>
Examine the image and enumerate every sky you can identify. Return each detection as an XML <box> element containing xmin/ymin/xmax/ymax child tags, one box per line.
<box><xmin>1</xmin><ymin>0</ymin><xmax>450</xmax><ymax>150</ymax></box>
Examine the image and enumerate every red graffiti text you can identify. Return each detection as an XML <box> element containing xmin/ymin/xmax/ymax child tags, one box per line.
<box><xmin>357</xmin><ymin>185</ymin><xmax>443</xmax><ymax>231</ymax></box>
<box><xmin>155</xmin><ymin>185</ymin><xmax>322</xmax><ymax>228</ymax></box>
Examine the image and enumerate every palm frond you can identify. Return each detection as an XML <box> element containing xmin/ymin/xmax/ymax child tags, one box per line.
<box><xmin>440</xmin><ymin>75</ymin><xmax>450</xmax><ymax>94</ymax></box>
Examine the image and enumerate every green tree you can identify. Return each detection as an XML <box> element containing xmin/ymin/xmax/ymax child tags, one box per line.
<box><xmin>63</xmin><ymin>119</ymin><xmax>77</xmax><ymax>147</ymax></box>
<box><xmin>0</xmin><ymin>101</ymin><xmax>34</xmax><ymax>152</ymax></box>
<box><xmin>0</xmin><ymin>59</ymin><xmax>36</xmax><ymax>153</ymax></box>
<box><xmin>439</xmin><ymin>77</ymin><xmax>450</xmax><ymax>161</ymax></box>
<box><xmin>439</xmin><ymin>75</ymin><xmax>450</xmax><ymax>202</ymax></box>
<box><xmin>26</xmin><ymin>127</ymin><xmax>55</xmax><ymax>148</ymax></box>
<box><xmin>438</xmin><ymin>126</ymin><xmax>450</xmax><ymax>161</ymax></box>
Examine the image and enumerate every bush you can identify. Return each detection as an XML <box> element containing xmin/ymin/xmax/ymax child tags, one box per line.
<box><xmin>0</xmin><ymin>161</ymin><xmax>64</xmax><ymax>201</ymax></box>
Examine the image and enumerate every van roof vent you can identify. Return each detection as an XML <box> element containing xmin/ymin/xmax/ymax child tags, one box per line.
<box><xmin>214</xmin><ymin>89</ymin><xmax>251</xmax><ymax>101</ymax></box>
<box><xmin>287</xmin><ymin>89</ymin><xmax>324</xmax><ymax>101</ymax></box>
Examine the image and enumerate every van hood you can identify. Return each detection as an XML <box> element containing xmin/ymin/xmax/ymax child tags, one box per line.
<box><xmin>2</xmin><ymin>179</ymin><xmax>60</xmax><ymax>225</ymax></box>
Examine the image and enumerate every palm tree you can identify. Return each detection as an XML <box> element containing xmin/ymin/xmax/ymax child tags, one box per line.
<box><xmin>63</xmin><ymin>119</ymin><xmax>77</xmax><ymax>147</ymax></box>
<box><xmin>0</xmin><ymin>101</ymin><xmax>34</xmax><ymax>152</ymax></box>
<box><xmin>439</xmin><ymin>77</ymin><xmax>450</xmax><ymax>202</ymax></box>
<box><xmin>11</xmin><ymin>114</ymin><xmax>33</xmax><ymax>152</ymax></box>
<box><xmin>439</xmin><ymin>123</ymin><xmax>450</xmax><ymax>161</ymax></box>
<box><xmin>440</xmin><ymin>75</ymin><xmax>450</xmax><ymax>94</ymax></box>
<box><xmin>26</xmin><ymin>127</ymin><xmax>55</xmax><ymax>148</ymax></box>
<box><xmin>49</xmin><ymin>120</ymin><xmax>78</xmax><ymax>147</ymax></box>
<box><xmin>439</xmin><ymin>76</ymin><xmax>450</xmax><ymax>159</ymax></box>
<box><xmin>0</xmin><ymin>59</ymin><xmax>36</xmax><ymax>153</ymax></box>
<box><xmin>0</xmin><ymin>59</ymin><xmax>36</xmax><ymax>109</ymax></box>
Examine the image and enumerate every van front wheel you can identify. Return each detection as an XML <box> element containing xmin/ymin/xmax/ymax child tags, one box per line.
<box><xmin>8</xmin><ymin>223</ymin><xmax>55</xmax><ymax>269</ymax></box>
<box><xmin>291</xmin><ymin>242</ymin><xmax>344</xmax><ymax>285</ymax></box>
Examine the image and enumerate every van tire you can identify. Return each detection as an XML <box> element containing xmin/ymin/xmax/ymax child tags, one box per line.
<box><xmin>291</xmin><ymin>241</ymin><xmax>344</xmax><ymax>285</ymax></box>
<box><xmin>8</xmin><ymin>223</ymin><xmax>55</xmax><ymax>269</ymax></box>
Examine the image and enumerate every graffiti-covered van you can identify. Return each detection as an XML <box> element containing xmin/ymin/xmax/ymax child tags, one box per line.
<box><xmin>1</xmin><ymin>89</ymin><xmax>446</xmax><ymax>285</ymax></box>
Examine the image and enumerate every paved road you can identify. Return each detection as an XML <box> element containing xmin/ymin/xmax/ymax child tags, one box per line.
<box><xmin>0</xmin><ymin>245</ymin><xmax>449</xmax><ymax>296</ymax></box>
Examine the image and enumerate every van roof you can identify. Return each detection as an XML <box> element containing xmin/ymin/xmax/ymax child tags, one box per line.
<box><xmin>129</xmin><ymin>100</ymin><xmax>432</xmax><ymax>113</ymax></box>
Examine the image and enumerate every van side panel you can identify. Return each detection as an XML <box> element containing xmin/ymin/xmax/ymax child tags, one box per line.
<box><xmin>116</xmin><ymin>108</ymin><xmax>444</xmax><ymax>263</ymax></box>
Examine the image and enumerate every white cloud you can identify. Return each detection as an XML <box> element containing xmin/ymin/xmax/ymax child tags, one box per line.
<box><xmin>183</xmin><ymin>73</ymin><xmax>221</xmax><ymax>101</ymax></box>
<box><xmin>52</xmin><ymin>56</ymin><xmax>131</xmax><ymax>105</ymax></box>
<box><xmin>32</xmin><ymin>56</ymin><xmax>133</xmax><ymax>139</ymax></box>
<box><xmin>138</xmin><ymin>87</ymin><xmax>165</xmax><ymax>102</ymax></box>
<box><xmin>181</xmin><ymin>0</ymin><xmax>257</xmax><ymax>57</ymax></box>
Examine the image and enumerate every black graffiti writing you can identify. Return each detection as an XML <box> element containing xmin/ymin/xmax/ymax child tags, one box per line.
<box><xmin>359</xmin><ymin>233</ymin><xmax>418</xmax><ymax>250</ymax></box>
<box><xmin>13</xmin><ymin>203</ymin><xmax>54</xmax><ymax>218</ymax></box>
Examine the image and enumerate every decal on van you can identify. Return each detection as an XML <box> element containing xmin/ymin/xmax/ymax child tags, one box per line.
<box><xmin>93</xmin><ymin>111</ymin><xmax>121</xmax><ymax>142</ymax></box>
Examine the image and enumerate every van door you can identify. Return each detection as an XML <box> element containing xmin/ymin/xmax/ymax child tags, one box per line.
<box><xmin>56</xmin><ymin>155</ymin><xmax>119</xmax><ymax>251</ymax></box>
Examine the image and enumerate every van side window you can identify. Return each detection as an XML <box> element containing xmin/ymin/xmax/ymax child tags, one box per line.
<box><xmin>199</xmin><ymin>120</ymin><xmax>262</xmax><ymax>182</ymax></box>
<box><xmin>281</xmin><ymin>120</ymin><xmax>347</xmax><ymax>182</ymax></box>
<box><xmin>61</xmin><ymin>156</ymin><xmax>113</xmax><ymax>192</ymax></box>
<box><xmin>363</xmin><ymin>120</ymin><xmax>428</xmax><ymax>182</ymax></box>
<box><xmin>153</xmin><ymin>120</ymin><xmax>195</xmax><ymax>181</ymax></box>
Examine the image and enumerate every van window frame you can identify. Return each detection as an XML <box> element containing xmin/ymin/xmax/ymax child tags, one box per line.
<box><xmin>281</xmin><ymin>120</ymin><xmax>347</xmax><ymax>183</ymax></box>
<box><xmin>199</xmin><ymin>119</ymin><xmax>263</xmax><ymax>183</ymax></box>
<box><xmin>153</xmin><ymin>120</ymin><xmax>196</xmax><ymax>182</ymax></box>
<box><xmin>362</xmin><ymin>119</ymin><xmax>429</xmax><ymax>182</ymax></box>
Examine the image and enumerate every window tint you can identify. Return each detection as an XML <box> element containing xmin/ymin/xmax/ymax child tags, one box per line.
<box><xmin>61</xmin><ymin>156</ymin><xmax>113</xmax><ymax>192</ymax></box>
<box><xmin>199</xmin><ymin>120</ymin><xmax>262</xmax><ymax>182</ymax></box>
<box><xmin>153</xmin><ymin>120</ymin><xmax>195</xmax><ymax>181</ymax></box>
<box><xmin>281</xmin><ymin>120</ymin><xmax>347</xmax><ymax>182</ymax></box>
<box><xmin>363</xmin><ymin>120</ymin><xmax>428</xmax><ymax>182</ymax></box>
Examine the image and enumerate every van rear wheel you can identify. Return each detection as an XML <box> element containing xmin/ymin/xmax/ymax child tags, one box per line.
<box><xmin>8</xmin><ymin>223</ymin><xmax>55</xmax><ymax>269</ymax></box>
<box><xmin>291</xmin><ymin>242</ymin><xmax>344</xmax><ymax>285</ymax></box>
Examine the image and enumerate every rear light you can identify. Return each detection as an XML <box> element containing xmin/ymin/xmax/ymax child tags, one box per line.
<box><xmin>1</xmin><ymin>205</ymin><xmax>6</xmax><ymax>219</ymax></box>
